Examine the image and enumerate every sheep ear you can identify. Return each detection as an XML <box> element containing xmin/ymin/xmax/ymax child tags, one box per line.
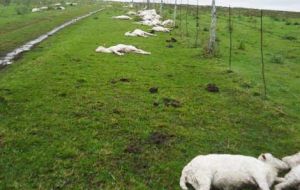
<box><xmin>262</xmin><ymin>154</ymin><xmax>266</xmax><ymax>160</ymax></box>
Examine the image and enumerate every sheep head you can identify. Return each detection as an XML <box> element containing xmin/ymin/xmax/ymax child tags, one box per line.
<box><xmin>258</xmin><ymin>153</ymin><xmax>289</xmax><ymax>171</ymax></box>
<box><xmin>95</xmin><ymin>46</ymin><xmax>111</xmax><ymax>53</ymax></box>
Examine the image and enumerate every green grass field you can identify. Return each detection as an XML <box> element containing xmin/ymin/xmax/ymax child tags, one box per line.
<box><xmin>0</xmin><ymin>2</ymin><xmax>300</xmax><ymax>189</ymax></box>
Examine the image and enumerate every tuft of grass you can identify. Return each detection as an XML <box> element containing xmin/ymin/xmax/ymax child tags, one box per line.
<box><xmin>238</xmin><ymin>40</ymin><xmax>246</xmax><ymax>50</ymax></box>
<box><xmin>282</xmin><ymin>35</ymin><xmax>297</xmax><ymax>41</ymax></box>
<box><xmin>270</xmin><ymin>54</ymin><xmax>285</xmax><ymax>64</ymax></box>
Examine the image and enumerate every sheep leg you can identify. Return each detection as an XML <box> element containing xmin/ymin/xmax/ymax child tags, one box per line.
<box><xmin>134</xmin><ymin>49</ymin><xmax>151</xmax><ymax>55</ymax></box>
<box><xmin>274</xmin><ymin>180</ymin><xmax>295</xmax><ymax>190</ymax></box>
<box><xmin>112</xmin><ymin>50</ymin><xmax>124</xmax><ymax>56</ymax></box>
<box><xmin>256</xmin><ymin>180</ymin><xmax>270</xmax><ymax>190</ymax></box>
<box><xmin>145</xmin><ymin>32</ymin><xmax>156</xmax><ymax>36</ymax></box>
<box><xmin>275</xmin><ymin>177</ymin><xmax>286</xmax><ymax>183</ymax></box>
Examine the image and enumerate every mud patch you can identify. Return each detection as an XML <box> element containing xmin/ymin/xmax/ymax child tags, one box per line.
<box><xmin>149</xmin><ymin>87</ymin><xmax>158</xmax><ymax>94</ymax></box>
<box><xmin>75</xmin><ymin>79</ymin><xmax>87</xmax><ymax>88</ymax></box>
<box><xmin>112</xmin><ymin>108</ymin><xmax>122</xmax><ymax>115</ymax></box>
<box><xmin>124</xmin><ymin>144</ymin><xmax>142</xmax><ymax>154</ymax></box>
<box><xmin>163</xmin><ymin>98</ymin><xmax>182</xmax><ymax>108</ymax></box>
<box><xmin>240</xmin><ymin>82</ymin><xmax>251</xmax><ymax>89</ymax></box>
<box><xmin>149</xmin><ymin>30</ymin><xmax>155</xmax><ymax>34</ymax></box>
<box><xmin>111</xmin><ymin>78</ymin><xmax>131</xmax><ymax>84</ymax></box>
<box><xmin>148</xmin><ymin>131</ymin><xmax>174</xmax><ymax>145</ymax></box>
<box><xmin>166</xmin><ymin>37</ymin><xmax>177</xmax><ymax>43</ymax></box>
<box><xmin>71</xmin><ymin>58</ymin><xmax>82</xmax><ymax>63</ymax></box>
<box><xmin>153</xmin><ymin>101</ymin><xmax>160</xmax><ymax>107</ymax></box>
<box><xmin>206</xmin><ymin>83</ymin><xmax>219</xmax><ymax>93</ymax></box>
<box><xmin>77</xmin><ymin>79</ymin><xmax>87</xmax><ymax>83</ymax></box>
<box><xmin>58</xmin><ymin>92</ymin><xmax>67</xmax><ymax>97</ymax></box>
<box><xmin>226</xmin><ymin>69</ymin><xmax>234</xmax><ymax>73</ymax></box>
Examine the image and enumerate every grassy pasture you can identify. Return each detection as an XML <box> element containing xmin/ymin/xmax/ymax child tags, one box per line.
<box><xmin>0</xmin><ymin>2</ymin><xmax>300</xmax><ymax>189</ymax></box>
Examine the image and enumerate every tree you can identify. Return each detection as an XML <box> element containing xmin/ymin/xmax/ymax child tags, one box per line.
<box><xmin>208</xmin><ymin>0</ymin><xmax>217</xmax><ymax>55</ymax></box>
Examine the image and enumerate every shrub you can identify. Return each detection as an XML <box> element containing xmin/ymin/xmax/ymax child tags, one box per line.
<box><xmin>286</xmin><ymin>21</ymin><xmax>291</xmax><ymax>25</ymax></box>
<box><xmin>282</xmin><ymin>35</ymin><xmax>297</xmax><ymax>41</ymax></box>
<box><xmin>15</xmin><ymin>5</ymin><xmax>29</xmax><ymax>15</ymax></box>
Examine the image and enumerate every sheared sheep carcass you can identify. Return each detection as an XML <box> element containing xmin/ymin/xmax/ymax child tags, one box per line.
<box><xmin>275</xmin><ymin>165</ymin><xmax>300</xmax><ymax>190</ymax></box>
<box><xmin>275</xmin><ymin>152</ymin><xmax>300</xmax><ymax>190</ymax></box>
<box><xmin>137</xmin><ymin>19</ymin><xmax>161</xmax><ymax>26</ymax></box>
<box><xmin>282</xmin><ymin>152</ymin><xmax>300</xmax><ymax>168</ymax></box>
<box><xmin>138</xmin><ymin>9</ymin><xmax>161</xmax><ymax>21</ymax></box>
<box><xmin>112</xmin><ymin>15</ymin><xmax>132</xmax><ymax>20</ymax></box>
<box><xmin>32</xmin><ymin>8</ymin><xmax>41</xmax><ymax>12</ymax></box>
<box><xmin>95</xmin><ymin>44</ymin><xmax>150</xmax><ymax>56</ymax></box>
<box><xmin>126</xmin><ymin>11</ymin><xmax>137</xmax><ymax>16</ymax></box>
<box><xmin>151</xmin><ymin>26</ymin><xmax>170</xmax><ymax>32</ymax></box>
<box><xmin>125</xmin><ymin>29</ymin><xmax>156</xmax><ymax>37</ymax></box>
<box><xmin>162</xmin><ymin>19</ymin><xmax>175</xmax><ymax>27</ymax></box>
<box><xmin>180</xmin><ymin>153</ymin><xmax>289</xmax><ymax>190</ymax></box>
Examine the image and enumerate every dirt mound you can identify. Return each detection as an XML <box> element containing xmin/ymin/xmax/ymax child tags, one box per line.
<box><xmin>206</xmin><ymin>83</ymin><xmax>219</xmax><ymax>93</ymax></box>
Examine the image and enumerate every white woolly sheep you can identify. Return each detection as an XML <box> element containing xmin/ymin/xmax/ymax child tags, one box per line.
<box><xmin>137</xmin><ymin>19</ymin><xmax>161</xmax><ymax>26</ymax></box>
<box><xmin>40</xmin><ymin>6</ymin><xmax>48</xmax><ymax>10</ymax></box>
<box><xmin>32</xmin><ymin>8</ymin><xmax>41</xmax><ymax>12</ymax></box>
<box><xmin>180</xmin><ymin>153</ymin><xmax>289</xmax><ymax>190</ymax></box>
<box><xmin>126</xmin><ymin>11</ymin><xmax>137</xmax><ymax>16</ymax></box>
<box><xmin>275</xmin><ymin>165</ymin><xmax>300</xmax><ymax>190</ymax></box>
<box><xmin>95</xmin><ymin>44</ymin><xmax>150</xmax><ymax>56</ymax></box>
<box><xmin>282</xmin><ymin>152</ymin><xmax>300</xmax><ymax>168</ymax></box>
<box><xmin>112</xmin><ymin>15</ymin><xmax>132</xmax><ymax>20</ymax></box>
<box><xmin>151</xmin><ymin>26</ymin><xmax>170</xmax><ymax>32</ymax></box>
<box><xmin>162</xmin><ymin>19</ymin><xmax>175</xmax><ymax>27</ymax></box>
<box><xmin>138</xmin><ymin>9</ymin><xmax>161</xmax><ymax>21</ymax></box>
<box><xmin>125</xmin><ymin>29</ymin><xmax>156</xmax><ymax>37</ymax></box>
<box><xmin>274</xmin><ymin>152</ymin><xmax>300</xmax><ymax>190</ymax></box>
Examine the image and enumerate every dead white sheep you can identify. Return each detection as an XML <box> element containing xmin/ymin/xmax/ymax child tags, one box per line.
<box><xmin>32</xmin><ymin>8</ymin><xmax>41</xmax><ymax>12</ymax></box>
<box><xmin>126</xmin><ymin>11</ymin><xmax>137</xmax><ymax>16</ymax></box>
<box><xmin>275</xmin><ymin>165</ymin><xmax>300</xmax><ymax>190</ymax></box>
<box><xmin>125</xmin><ymin>29</ymin><xmax>156</xmax><ymax>37</ymax></box>
<box><xmin>151</xmin><ymin>26</ymin><xmax>170</xmax><ymax>32</ymax></box>
<box><xmin>95</xmin><ymin>44</ymin><xmax>150</xmax><ymax>56</ymax></box>
<box><xmin>180</xmin><ymin>153</ymin><xmax>289</xmax><ymax>190</ymax></box>
<box><xmin>113</xmin><ymin>15</ymin><xmax>132</xmax><ymax>20</ymax></box>
<box><xmin>40</xmin><ymin>6</ymin><xmax>48</xmax><ymax>10</ymax></box>
<box><xmin>274</xmin><ymin>152</ymin><xmax>300</xmax><ymax>190</ymax></box>
<box><xmin>138</xmin><ymin>9</ymin><xmax>161</xmax><ymax>22</ymax></box>
<box><xmin>137</xmin><ymin>19</ymin><xmax>161</xmax><ymax>26</ymax></box>
<box><xmin>162</xmin><ymin>19</ymin><xmax>175</xmax><ymax>27</ymax></box>
<box><xmin>282</xmin><ymin>152</ymin><xmax>300</xmax><ymax>168</ymax></box>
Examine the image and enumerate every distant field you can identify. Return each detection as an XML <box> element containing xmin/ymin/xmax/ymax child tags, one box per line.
<box><xmin>0</xmin><ymin>2</ymin><xmax>299</xmax><ymax>189</ymax></box>
<box><xmin>0</xmin><ymin>2</ymin><xmax>103</xmax><ymax>57</ymax></box>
